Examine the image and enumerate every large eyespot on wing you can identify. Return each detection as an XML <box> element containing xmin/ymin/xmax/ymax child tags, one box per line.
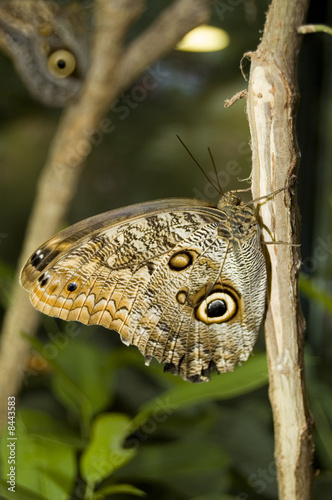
<box><xmin>47</xmin><ymin>49</ymin><xmax>76</xmax><ymax>78</ymax></box>
<box><xmin>195</xmin><ymin>285</ymin><xmax>239</xmax><ymax>324</ymax></box>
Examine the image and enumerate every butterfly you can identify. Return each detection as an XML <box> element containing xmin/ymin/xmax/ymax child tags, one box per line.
<box><xmin>0</xmin><ymin>0</ymin><xmax>90</xmax><ymax>106</ymax></box>
<box><xmin>20</xmin><ymin>193</ymin><xmax>267</xmax><ymax>382</ymax></box>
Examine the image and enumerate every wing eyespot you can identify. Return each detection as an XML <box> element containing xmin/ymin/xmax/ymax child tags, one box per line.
<box><xmin>195</xmin><ymin>288</ymin><xmax>239</xmax><ymax>324</ymax></box>
<box><xmin>176</xmin><ymin>290</ymin><xmax>188</xmax><ymax>305</ymax></box>
<box><xmin>168</xmin><ymin>251</ymin><xmax>193</xmax><ymax>271</ymax></box>
<box><xmin>47</xmin><ymin>49</ymin><xmax>76</xmax><ymax>78</ymax></box>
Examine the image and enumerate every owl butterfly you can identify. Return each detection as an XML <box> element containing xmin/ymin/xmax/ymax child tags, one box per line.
<box><xmin>0</xmin><ymin>0</ymin><xmax>90</xmax><ymax>106</ymax></box>
<box><xmin>20</xmin><ymin>193</ymin><xmax>267</xmax><ymax>383</ymax></box>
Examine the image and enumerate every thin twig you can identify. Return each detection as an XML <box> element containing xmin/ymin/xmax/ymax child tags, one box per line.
<box><xmin>224</xmin><ymin>89</ymin><xmax>247</xmax><ymax>108</ymax></box>
<box><xmin>298</xmin><ymin>24</ymin><xmax>332</xmax><ymax>35</ymax></box>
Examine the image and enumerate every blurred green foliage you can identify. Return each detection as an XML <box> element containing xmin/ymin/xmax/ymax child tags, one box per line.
<box><xmin>0</xmin><ymin>0</ymin><xmax>332</xmax><ymax>499</ymax></box>
<box><xmin>0</xmin><ymin>333</ymin><xmax>269</xmax><ymax>500</ymax></box>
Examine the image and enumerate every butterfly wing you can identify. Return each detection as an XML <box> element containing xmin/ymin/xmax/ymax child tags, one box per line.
<box><xmin>21</xmin><ymin>198</ymin><xmax>267</xmax><ymax>382</ymax></box>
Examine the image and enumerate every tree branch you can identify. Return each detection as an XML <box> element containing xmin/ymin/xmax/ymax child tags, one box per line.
<box><xmin>0</xmin><ymin>0</ymin><xmax>213</xmax><ymax>429</ymax></box>
<box><xmin>246</xmin><ymin>0</ymin><xmax>314</xmax><ymax>497</ymax></box>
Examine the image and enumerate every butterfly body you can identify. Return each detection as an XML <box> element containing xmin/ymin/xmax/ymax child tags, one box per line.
<box><xmin>21</xmin><ymin>194</ymin><xmax>267</xmax><ymax>382</ymax></box>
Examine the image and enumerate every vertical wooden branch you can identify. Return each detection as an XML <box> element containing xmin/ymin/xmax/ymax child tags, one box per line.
<box><xmin>246</xmin><ymin>0</ymin><xmax>314</xmax><ymax>498</ymax></box>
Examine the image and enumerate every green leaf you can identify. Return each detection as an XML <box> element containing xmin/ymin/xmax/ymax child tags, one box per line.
<box><xmin>18</xmin><ymin>408</ymin><xmax>84</xmax><ymax>448</ymax></box>
<box><xmin>0</xmin><ymin>480</ymin><xmax>48</xmax><ymax>500</ymax></box>
<box><xmin>0</xmin><ymin>409</ymin><xmax>77</xmax><ymax>500</ymax></box>
<box><xmin>80</xmin><ymin>413</ymin><xmax>137</xmax><ymax>488</ymax></box>
<box><xmin>308</xmin><ymin>378</ymin><xmax>332</xmax><ymax>469</ymax></box>
<box><xmin>115</xmin><ymin>437</ymin><xmax>230</xmax><ymax>497</ymax></box>
<box><xmin>131</xmin><ymin>353</ymin><xmax>268</xmax><ymax>431</ymax></box>
<box><xmin>299</xmin><ymin>274</ymin><xmax>332</xmax><ymax>313</ymax></box>
<box><xmin>92</xmin><ymin>483</ymin><xmax>146</xmax><ymax>499</ymax></box>
<box><xmin>27</xmin><ymin>334</ymin><xmax>116</xmax><ymax>427</ymax></box>
<box><xmin>51</xmin><ymin>336</ymin><xmax>116</xmax><ymax>418</ymax></box>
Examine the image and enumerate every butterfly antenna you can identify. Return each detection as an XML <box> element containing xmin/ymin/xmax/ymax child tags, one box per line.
<box><xmin>176</xmin><ymin>135</ymin><xmax>221</xmax><ymax>195</ymax></box>
<box><xmin>208</xmin><ymin>147</ymin><xmax>223</xmax><ymax>195</ymax></box>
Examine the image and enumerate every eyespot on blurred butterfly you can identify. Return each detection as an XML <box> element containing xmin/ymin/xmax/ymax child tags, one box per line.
<box><xmin>20</xmin><ymin>140</ymin><xmax>268</xmax><ymax>383</ymax></box>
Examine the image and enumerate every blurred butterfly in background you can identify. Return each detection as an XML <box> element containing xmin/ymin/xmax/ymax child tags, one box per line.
<box><xmin>0</xmin><ymin>0</ymin><xmax>91</xmax><ymax>106</ymax></box>
<box><xmin>20</xmin><ymin>190</ymin><xmax>267</xmax><ymax>383</ymax></box>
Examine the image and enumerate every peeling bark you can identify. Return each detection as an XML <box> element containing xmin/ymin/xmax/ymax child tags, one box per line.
<box><xmin>246</xmin><ymin>0</ymin><xmax>314</xmax><ymax>497</ymax></box>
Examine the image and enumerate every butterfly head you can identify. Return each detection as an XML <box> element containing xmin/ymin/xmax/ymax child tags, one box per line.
<box><xmin>217</xmin><ymin>192</ymin><xmax>244</xmax><ymax>210</ymax></box>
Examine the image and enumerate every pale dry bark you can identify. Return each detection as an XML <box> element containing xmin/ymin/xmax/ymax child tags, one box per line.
<box><xmin>0</xmin><ymin>0</ymin><xmax>213</xmax><ymax>429</ymax></box>
<box><xmin>246</xmin><ymin>0</ymin><xmax>314</xmax><ymax>497</ymax></box>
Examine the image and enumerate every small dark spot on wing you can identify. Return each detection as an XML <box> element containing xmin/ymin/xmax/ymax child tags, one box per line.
<box><xmin>146</xmin><ymin>261</ymin><xmax>155</xmax><ymax>275</ymax></box>
<box><xmin>30</xmin><ymin>248</ymin><xmax>60</xmax><ymax>271</ymax></box>
<box><xmin>67</xmin><ymin>282</ymin><xmax>78</xmax><ymax>292</ymax></box>
<box><xmin>38</xmin><ymin>273</ymin><xmax>50</xmax><ymax>288</ymax></box>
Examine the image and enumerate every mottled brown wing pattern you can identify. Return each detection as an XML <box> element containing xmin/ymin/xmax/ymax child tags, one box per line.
<box><xmin>20</xmin><ymin>196</ymin><xmax>267</xmax><ymax>382</ymax></box>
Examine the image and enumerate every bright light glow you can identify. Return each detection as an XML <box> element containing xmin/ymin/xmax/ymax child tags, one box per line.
<box><xmin>176</xmin><ymin>25</ymin><xmax>230</xmax><ymax>52</ymax></box>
